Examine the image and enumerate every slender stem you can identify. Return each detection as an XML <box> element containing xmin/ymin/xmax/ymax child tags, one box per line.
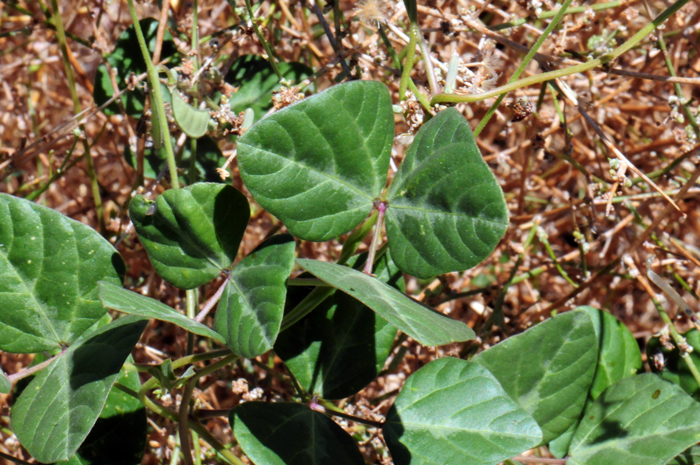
<box><xmin>7</xmin><ymin>350</ymin><xmax>65</xmax><ymax>384</ymax></box>
<box><xmin>179</xmin><ymin>354</ymin><xmax>238</xmax><ymax>465</ymax></box>
<box><xmin>337</xmin><ymin>210</ymin><xmax>377</xmax><ymax>265</ymax></box>
<box><xmin>126</xmin><ymin>0</ymin><xmax>179</xmax><ymax>188</ymax></box>
<box><xmin>474</xmin><ymin>0</ymin><xmax>574</xmax><ymax>136</ymax></box>
<box><xmin>48</xmin><ymin>0</ymin><xmax>105</xmax><ymax>232</ymax></box>
<box><xmin>0</xmin><ymin>451</ymin><xmax>33</xmax><ymax>465</ymax></box>
<box><xmin>416</xmin><ymin>30</ymin><xmax>438</xmax><ymax>95</ymax></box>
<box><xmin>364</xmin><ymin>201</ymin><xmax>386</xmax><ymax>275</ymax></box>
<box><xmin>243</xmin><ymin>0</ymin><xmax>283</xmax><ymax>80</ymax></box>
<box><xmin>312</xmin><ymin>399</ymin><xmax>384</xmax><ymax>428</ymax></box>
<box><xmin>399</xmin><ymin>22</ymin><xmax>419</xmax><ymax>100</ymax></box>
<box><xmin>431</xmin><ymin>0</ymin><xmax>691</xmax><ymax>106</ymax></box>
<box><xmin>492</xmin><ymin>1</ymin><xmax>626</xmax><ymax>31</ymax></box>
<box><xmin>195</xmin><ymin>277</ymin><xmax>229</xmax><ymax>322</ymax></box>
<box><xmin>308</xmin><ymin>0</ymin><xmax>352</xmax><ymax>78</ymax></box>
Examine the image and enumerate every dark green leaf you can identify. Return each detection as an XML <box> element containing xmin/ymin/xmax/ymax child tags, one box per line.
<box><xmin>582</xmin><ymin>306</ymin><xmax>642</xmax><ymax>400</ymax></box>
<box><xmin>237</xmin><ymin>80</ymin><xmax>394</xmax><ymax>241</ymax></box>
<box><xmin>0</xmin><ymin>193</ymin><xmax>125</xmax><ymax>354</ymax></box>
<box><xmin>124</xmin><ymin>136</ymin><xmax>227</xmax><ymax>183</ymax></box>
<box><xmin>230</xmin><ymin>402</ymin><xmax>364</xmax><ymax>465</ymax></box>
<box><xmin>297</xmin><ymin>258</ymin><xmax>474</xmax><ymax>346</ymax></box>
<box><xmin>0</xmin><ymin>368</ymin><xmax>10</xmax><ymax>394</ymax></box>
<box><xmin>275</xmin><ymin>252</ymin><xmax>401</xmax><ymax>399</ymax></box>
<box><xmin>473</xmin><ymin>309</ymin><xmax>598</xmax><ymax>444</ymax></box>
<box><xmin>130</xmin><ymin>183</ymin><xmax>250</xmax><ymax>289</ymax></box>
<box><xmin>171</xmin><ymin>91</ymin><xmax>211</xmax><ymax>138</ymax></box>
<box><xmin>98</xmin><ymin>281</ymin><xmax>225</xmax><ymax>343</ymax></box>
<box><xmin>214</xmin><ymin>235</ymin><xmax>296</xmax><ymax>358</ymax></box>
<box><xmin>383</xmin><ymin>357</ymin><xmax>542</xmax><ymax>465</ymax></box>
<box><xmin>93</xmin><ymin>19</ymin><xmax>175</xmax><ymax>116</ymax></box>
<box><xmin>568</xmin><ymin>374</ymin><xmax>700</xmax><ymax>465</ymax></box>
<box><xmin>226</xmin><ymin>55</ymin><xmax>313</xmax><ymax>120</ymax></box>
<box><xmin>57</xmin><ymin>358</ymin><xmax>147</xmax><ymax>465</ymax></box>
<box><xmin>11</xmin><ymin>316</ymin><xmax>147</xmax><ymax>463</ymax></box>
<box><xmin>647</xmin><ymin>328</ymin><xmax>700</xmax><ymax>400</ymax></box>
<box><xmin>385</xmin><ymin>108</ymin><xmax>508</xmax><ymax>278</ymax></box>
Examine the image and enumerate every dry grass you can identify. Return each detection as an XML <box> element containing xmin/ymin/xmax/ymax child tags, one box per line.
<box><xmin>1</xmin><ymin>0</ymin><xmax>700</xmax><ymax>463</ymax></box>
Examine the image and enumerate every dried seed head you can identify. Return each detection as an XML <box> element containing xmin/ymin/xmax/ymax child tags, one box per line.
<box><xmin>354</xmin><ymin>0</ymin><xmax>388</xmax><ymax>25</ymax></box>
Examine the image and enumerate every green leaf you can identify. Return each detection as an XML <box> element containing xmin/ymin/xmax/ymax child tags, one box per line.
<box><xmin>226</xmin><ymin>55</ymin><xmax>313</xmax><ymax>121</ymax></box>
<box><xmin>383</xmin><ymin>357</ymin><xmax>542</xmax><ymax>465</ymax></box>
<box><xmin>237</xmin><ymin>80</ymin><xmax>394</xmax><ymax>241</ymax></box>
<box><xmin>171</xmin><ymin>90</ymin><xmax>211</xmax><ymax>138</ymax></box>
<box><xmin>275</xmin><ymin>252</ymin><xmax>401</xmax><ymax>399</ymax></box>
<box><xmin>214</xmin><ymin>235</ymin><xmax>296</xmax><ymax>358</ymax></box>
<box><xmin>11</xmin><ymin>316</ymin><xmax>147</xmax><ymax>463</ymax></box>
<box><xmin>124</xmin><ymin>136</ymin><xmax>227</xmax><ymax>183</ymax></box>
<box><xmin>473</xmin><ymin>309</ymin><xmax>598</xmax><ymax>444</ymax></box>
<box><xmin>230</xmin><ymin>402</ymin><xmax>364</xmax><ymax>465</ymax></box>
<box><xmin>0</xmin><ymin>193</ymin><xmax>125</xmax><ymax>354</ymax></box>
<box><xmin>297</xmin><ymin>258</ymin><xmax>474</xmax><ymax>346</ymax></box>
<box><xmin>647</xmin><ymin>328</ymin><xmax>700</xmax><ymax>400</ymax></box>
<box><xmin>0</xmin><ymin>367</ymin><xmax>10</xmax><ymax>394</ymax></box>
<box><xmin>582</xmin><ymin>306</ymin><xmax>642</xmax><ymax>400</ymax></box>
<box><xmin>98</xmin><ymin>281</ymin><xmax>225</xmax><ymax>343</ymax></box>
<box><xmin>567</xmin><ymin>373</ymin><xmax>700</xmax><ymax>465</ymax></box>
<box><xmin>385</xmin><ymin>108</ymin><xmax>508</xmax><ymax>278</ymax></box>
<box><xmin>130</xmin><ymin>183</ymin><xmax>250</xmax><ymax>289</ymax></box>
<box><xmin>93</xmin><ymin>19</ymin><xmax>175</xmax><ymax>116</ymax></box>
<box><xmin>57</xmin><ymin>359</ymin><xmax>147</xmax><ymax>465</ymax></box>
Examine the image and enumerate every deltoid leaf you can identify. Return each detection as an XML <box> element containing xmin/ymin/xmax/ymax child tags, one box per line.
<box><xmin>567</xmin><ymin>373</ymin><xmax>700</xmax><ymax>465</ymax></box>
<box><xmin>383</xmin><ymin>357</ymin><xmax>542</xmax><ymax>465</ymax></box>
<box><xmin>171</xmin><ymin>90</ymin><xmax>211</xmax><ymax>138</ymax></box>
<box><xmin>93</xmin><ymin>18</ymin><xmax>175</xmax><ymax>116</ymax></box>
<box><xmin>213</xmin><ymin>235</ymin><xmax>296</xmax><ymax>358</ymax></box>
<box><xmin>385</xmin><ymin>107</ymin><xmax>509</xmax><ymax>279</ymax></box>
<box><xmin>226</xmin><ymin>55</ymin><xmax>313</xmax><ymax>121</ymax></box>
<box><xmin>124</xmin><ymin>136</ymin><xmax>227</xmax><ymax>183</ymax></box>
<box><xmin>647</xmin><ymin>328</ymin><xmax>700</xmax><ymax>400</ymax></box>
<box><xmin>230</xmin><ymin>402</ymin><xmax>364</xmax><ymax>465</ymax></box>
<box><xmin>130</xmin><ymin>183</ymin><xmax>250</xmax><ymax>289</ymax></box>
<box><xmin>0</xmin><ymin>367</ymin><xmax>10</xmax><ymax>394</ymax></box>
<box><xmin>237</xmin><ymin>80</ymin><xmax>394</xmax><ymax>241</ymax></box>
<box><xmin>582</xmin><ymin>306</ymin><xmax>642</xmax><ymax>400</ymax></box>
<box><xmin>296</xmin><ymin>258</ymin><xmax>474</xmax><ymax>346</ymax></box>
<box><xmin>548</xmin><ymin>307</ymin><xmax>642</xmax><ymax>458</ymax></box>
<box><xmin>275</xmin><ymin>252</ymin><xmax>401</xmax><ymax>399</ymax></box>
<box><xmin>97</xmin><ymin>281</ymin><xmax>225</xmax><ymax>343</ymax></box>
<box><xmin>0</xmin><ymin>193</ymin><xmax>125</xmax><ymax>354</ymax></box>
<box><xmin>57</xmin><ymin>358</ymin><xmax>147</xmax><ymax>465</ymax></box>
<box><xmin>473</xmin><ymin>309</ymin><xmax>598</xmax><ymax>444</ymax></box>
<box><xmin>11</xmin><ymin>316</ymin><xmax>148</xmax><ymax>463</ymax></box>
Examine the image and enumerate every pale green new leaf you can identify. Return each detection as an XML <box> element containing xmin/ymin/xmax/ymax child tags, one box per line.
<box><xmin>11</xmin><ymin>316</ymin><xmax>147</xmax><ymax>463</ymax></box>
<box><xmin>383</xmin><ymin>358</ymin><xmax>542</xmax><ymax>465</ymax></box>
<box><xmin>473</xmin><ymin>309</ymin><xmax>598</xmax><ymax>444</ymax></box>
<box><xmin>296</xmin><ymin>259</ymin><xmax>474</xmax><ymax>346</ymax></box>
<box><xmin>130</xmin><ymin>183</ymin><xmax>250</xmax><ymax>289</ymax></box>
<box><xmin>0</xmin><ymin>193</ymin><xmax>125</xmax><ymax>354</ymax></box>
<box><xmin>231</xmin><ymin>402</ymin><xmax>364</xmax><ymax>465</ymax></box>
<box><xmin>214</xmin><ymin>235</ymin><xmax>296</xmax><ymax>358</ymax></box>
<box><xmin>237</xmin><ymin>80</ymin><xmax>394</xmax><ymax>241</ymax></box>
<box><xmin>98</xmin><ymin>281</ymin><xmax>225</xmax><ymax>343</ymax></box>
<box><xmin>568</xmin><ymin>373</ymin><xmax>700</xmax><ymax>465</ymax></box>
<box><xmin>385</xmin><ymin>108</ymin><xmax>508</xmax><ymax>278</ymax></box>
<box><xmin>171</xmin><ymin>91</ymin><xmax>211</xmax><ymax>138</ymax></box>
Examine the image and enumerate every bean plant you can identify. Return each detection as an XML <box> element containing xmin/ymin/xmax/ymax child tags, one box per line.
<box><xmin>2</xmin><ymin>0</ymin><xmax>700</xmax><ymax>465</ymax></box>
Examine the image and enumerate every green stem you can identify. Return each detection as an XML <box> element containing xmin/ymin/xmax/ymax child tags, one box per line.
<box><xmin>48</xmin><ymin>0</ymin><xmax>105</xmax><ymax>232</ymax></box>
<box><xmin>658</xmin><ymin>306</ymin><xmax>700</xmax><ymax>387</ymax></box>
<box><xmin>126</xmin><ymin>0</ymin><xmax>179</xmax><ymax>188</ymax></box>
<box><xmin>242</xmin><ymin>0</ymin><xmax>282</xmax><ymax>80</ymax></box>
<box><xmin>363</xmin><ymin>201</ymin><xmax>386</xmax><ymax>275</ymax></box>
<box><xmin>338</xmin><ymin>210</ymin><xmax>378</xmax><ymax>265</ymax></box>
<box><xmin>474</xmin><ymin>0</ymin><xmax>575</xmax><ymax>136</ymax></box>
<box><xmin>491</xmin><ymin>1</ymin><xmax>625</xmax><ymax>30</ymax></box>
<box><xmin>186</xmin><ymin>289</ymin><xmax>198</xmax><ymax>355</ymax></box>
<box><xmin>399</xmin><ymin>22</ymin><xmax>419</xmax><ymax>100</ymax></box>
<box><xmin>431</xmin><ymin>0</ymin><xmax>691</xmax><ymax>106</ymax></box>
